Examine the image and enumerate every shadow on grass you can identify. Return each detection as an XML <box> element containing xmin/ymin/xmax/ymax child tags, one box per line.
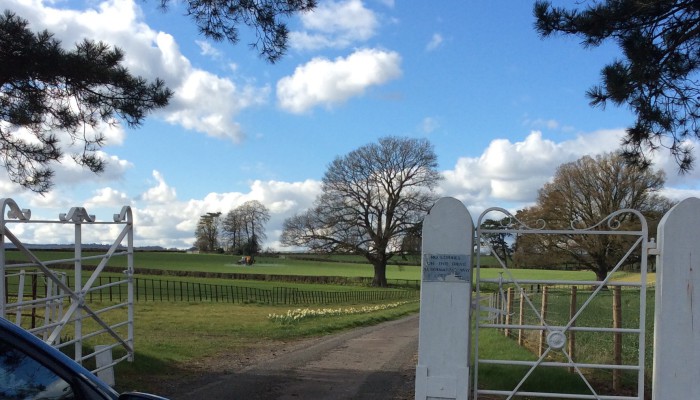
<box><xmin>475</xmin><ymin>328</ymin><xmax>625</xmax><ymax>398</ymax></box>
<box><xmin>114</xmin><ymin>351</ymin><xmax>189</xmax><ymax>394</ymax></box>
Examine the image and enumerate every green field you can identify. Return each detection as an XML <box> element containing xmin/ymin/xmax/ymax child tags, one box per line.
<box><xmin>4</xmin><ymin>250</ymin><xmax>655</xmax><ymax>396</ymax></box>
<box><xmin>6</xmin><ymin>249</ymin><xmax>646</xmax><ymax>283</ymax></box>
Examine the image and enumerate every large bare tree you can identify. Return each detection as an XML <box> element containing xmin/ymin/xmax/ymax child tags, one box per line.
<box><xmin>513</xmin><ymin>152</ymin><xmax>671</xmax><ymax>280</ymax></box>
<box><xmin>281</xmin><ymin>136</ymin><xmax>442</xmax><ymax>287</ymax></box>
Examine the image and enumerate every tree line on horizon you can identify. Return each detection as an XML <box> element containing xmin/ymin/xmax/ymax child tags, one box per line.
<box><xmin>194</xmin><ymin>200</ymin><xmax>270</xmax><ymax>256</ymax></box>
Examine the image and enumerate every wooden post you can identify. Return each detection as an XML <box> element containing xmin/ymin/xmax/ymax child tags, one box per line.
<box><xmin>504</xmin><ymin>287</ymin><xmax>513</xmax><ymax>337</ymax></box>
<box><xmin>568</xmin><ymin>286</ymin><xmax>577</xmax><ymax>373</ymax></box>
<box><xmin>538</xmin><ymin>286</ymin><xmax>549</xmax><ymax>357</ymax></box>
<box><xmin>518</xmin><ymin>289</ymin><xmax>525</xmax><ymax>346</ymax></box>
<box><xmin>415</xmin><ymin>197</ymin><xmax>473</xmax><ymax>400</ymax></box>
<box><xmin>612</xmin><ymin>285</ymin><xmax>622</xmax><ymax>391</ymax></box>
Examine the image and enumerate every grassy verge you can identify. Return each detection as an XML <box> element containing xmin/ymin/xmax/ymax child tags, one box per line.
<box><xmin>476</xmin><ymin>328</ymin><xmax>591</xmax><ymax>396</ymax></box>
<box><xmin>111</xmin><ymin>300</ymin><xmax>420</xmax><ymax>393</ymax></box>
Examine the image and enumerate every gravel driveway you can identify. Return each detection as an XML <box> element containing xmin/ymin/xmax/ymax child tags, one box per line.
<box><xmin>169</xmin><ymin>314</ymin><xmax>419</xmax><ymax>399</ymax></box>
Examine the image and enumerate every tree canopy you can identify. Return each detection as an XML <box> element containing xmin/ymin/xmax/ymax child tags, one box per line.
<box><xmin>160</xmin><ymin>0</ymin><xmax>316</xmax><ymax>63</ymax></box>
<box><xmin>194</xmin><ymin>212</ymin><xmax>222</xmax><ymax>252</ymax></box>
<box><xmin>534</xmin><ymin>0</ymin><xmax>700</xmax><ymax>172</ymax></box>
<box><xmin>513</xmin><ymin>152</ymin><xmax>671</xmax><ymax>280</ymax></box>
<box><xmin>0</xmin><ymin>11</ymin><xmax>172</xmax><ymax>193</ymax></box>
<box><xmin>1</xmin><ymin>1</ymin><xmax>314</xmax><ymax>193</ymax></box>
<box><xmin>280</xmin><ymin>136</ymin><xmax>442</xmax><ymax>287</ymax></box>
<box><xmin>221</xmin><ymin>200</ymin><xmax>271</xmax><ymax>254</ymax></box>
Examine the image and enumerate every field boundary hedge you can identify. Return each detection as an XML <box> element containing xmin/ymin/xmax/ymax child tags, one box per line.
<box><xmin>39</xmin><ymin>263</ymin><xmax>421</xmax><ymax>288</ymax></box>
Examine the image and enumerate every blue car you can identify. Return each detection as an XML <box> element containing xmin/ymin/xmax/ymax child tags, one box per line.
<box><xmin>0</xmin><ymin>316</ymin><xmax>168</xmax><ymax>400</ymax></box>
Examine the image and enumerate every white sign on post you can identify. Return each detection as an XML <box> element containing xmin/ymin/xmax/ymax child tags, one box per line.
<box><xmin>415</xmin><ymin>197</ymin><xmax>473</xmax><ymax>400</ymax></box>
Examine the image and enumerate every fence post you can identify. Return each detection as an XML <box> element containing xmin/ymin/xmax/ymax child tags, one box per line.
<box><xmin>568</xmin><ymin>285</ymin><xmax>577</xmax><ymax>373</ymax></box>
<box><xmin>538</xmin><ymin>286</ymin><xmax>548</xmax><ymax>357</ymax></box>
<box><xmin>518</xmin><ymin>289</ymin><xmax>525</xmax><ymax>346</ymax></box>
<box><xmin>612</xmin><ymin>285</ymin><xmax>622</xmax><ymax>391</ymax></box>
<box><xmin>653</xmin><ymin>197</ymin><xmax>700</xmax><ymax>398</ymax></box>
<box><xmin>415</xmin><ymin>197</ymin><xmax>473</xmax><ymax>400</ymax></box>
<box><xmin>504</xmin><ymin>287</ymin><xmax>513</xmax><ymax>337</ymax></box>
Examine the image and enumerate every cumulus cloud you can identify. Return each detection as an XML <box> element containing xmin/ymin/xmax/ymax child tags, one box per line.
<box><xmin>0</xmin><ymin>172</ymin><xmax>322</xmax><ymax>249</ymax></box>
<box><xmin>135</xmin><ymin>178</ymin><xmax>322</xmax><ymax>249</ymax></box>
<box><xmin>85</xmin><ymin>187</ymin><xmax>132</xmax><ymax>209</ymax></box>
<box><xmin>6</xmin><ymin>0</ymin><xmax>268</xmax><ymax>143</ymax></box>
<box><xmin>439</xmin><ymin>130</ymin><xmax>627</xmax><ymax>210</ymax></box>
<box><xmin>140</xmin><ymin>171</ymin><xmax>177</xmax><ymax>204</ymax></box>
<box><xmin>277</xmin><ymin>48</ymin><xmax>402</xmax><ymax>113</ymax></box>
<box><xmin>5</xmin><ymin>125</ymin><xmax>700</xmax><ymax>250</ymax></box>
<box><xmin>289</xmin><ymin>0</ymin><xmax>378</xmax><ymax>50</ymax></box>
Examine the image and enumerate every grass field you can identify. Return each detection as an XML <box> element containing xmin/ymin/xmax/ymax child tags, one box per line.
<box><xmin>6</xmin><ymin>249</ymin><xmax>649</xmax><ymax>284</ymax></box>
<box><xmin>4</xmin><ymin>250</ymin><xmax>655</xmax><ymax>396</ymax></box>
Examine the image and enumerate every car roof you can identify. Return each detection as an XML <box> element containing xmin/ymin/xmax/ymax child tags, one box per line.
<box><xmin>0</xmin><ymin>316</ymin><xmax>120</xmax><ymax>397</ymax></box>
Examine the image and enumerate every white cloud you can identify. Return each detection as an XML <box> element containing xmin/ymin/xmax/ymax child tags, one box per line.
<box><xmin>289</xmin><ymin>0</ymin><xmax>378</xmax><ymax>50</ymax></box>
<box><xmin>426</xmin><ymin>33</ymin><xmax>443</xmax><ymax>51</ymax></box>
<box><xmin>195</xmin><ymin>40</ymin><xmax>222</xmax><ymax>58</ymax></box>
<box><xmin>3</xmin><ymin>127</ymin><xmax>700</xmax><ymax>250</ymax></box>
<box><xmin>85</xmin><ymin>187</ymin><xmax>132</xmax><ymax>209</ymax></box>
<box><xmin>439</xmin><ymin>130</ymin><xmax>627</xmax><ymax>210</ymax></box>
<box><xmin>140</xmin><ymin>171</ymin><xmax>177</xmax><ymax>204</ymax></box>
<box><xmin>6</xmin><ymin>0</ymin><xmax>268</xmax><ymax>144</ymax></box>
<box><xmin>277</xmin><ymin>48</ymin><xmax>402</xmax><ymax>113</ymax></box>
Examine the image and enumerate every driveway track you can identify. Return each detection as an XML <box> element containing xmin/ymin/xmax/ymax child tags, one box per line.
<box><xmin>171</xmin><ymin>314</ymin><xmax>419</xmax><ymax>399</ymax></box>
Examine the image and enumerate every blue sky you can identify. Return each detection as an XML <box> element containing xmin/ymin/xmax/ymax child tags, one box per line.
<box><xmin>4</xmin><ymin>0</ymin><xmax>700</xmax><ymax>249</ymax></box>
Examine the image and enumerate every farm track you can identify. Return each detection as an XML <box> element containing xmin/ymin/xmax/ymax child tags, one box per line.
<box><xmin>165</xmin><ymin>314</ymin><xmax>419</xmax><ymax>400</ymax></box>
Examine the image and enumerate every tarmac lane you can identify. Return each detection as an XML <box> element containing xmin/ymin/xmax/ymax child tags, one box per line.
<box><xmin>172</xmin><ymin>314</ymin><xmax>419</xmax><ymax>400</ymax></box>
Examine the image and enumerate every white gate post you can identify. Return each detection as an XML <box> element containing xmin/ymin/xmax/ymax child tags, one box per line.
<box><xmin>653</xmin><ymin>197</ymin><xmax>700</xmax><ymax>399</ymax></box>
<box><xmin>415</xmin><ymin>197</ymin><xmax>473</xmax><ymax>400</ymax></box>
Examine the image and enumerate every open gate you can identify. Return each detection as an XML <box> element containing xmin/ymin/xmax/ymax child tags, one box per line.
<box><xmin>473</xmin><ymin>207</ymin><xmax>650</xmax><ymax>399</ymax></box>
<box><xmin>0</xmin><ymin>198</ymin><xmax>135</xmax><ymax>379</ymax></box>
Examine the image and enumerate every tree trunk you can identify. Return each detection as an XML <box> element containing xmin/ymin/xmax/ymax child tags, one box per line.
<box><xmin>372</xmin><ymin>262</ymin><xmax>388</xmax><ymax>287</ymax></box>
<box><xmin>594</xmin><ymin>263</ymin><xmax>610</xmax><ymax>289</ymax></box>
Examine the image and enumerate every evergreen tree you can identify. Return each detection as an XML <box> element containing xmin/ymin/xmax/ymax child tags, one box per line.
<box><xmin>1</xmin><ymin>1</ymin><xmax>315</xmax><ymax>192</ymax></box>
<box><xmin>535</xmin><ymin>1</ymin><xmax>700</xmax><ymax>171</ymax></box>
<box><xmin>0</xmin><ymin>11</ymin><xmax>172</xmax><ymax>193</ymax></box>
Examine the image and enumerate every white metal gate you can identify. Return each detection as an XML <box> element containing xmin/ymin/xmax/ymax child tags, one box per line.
<box><xmin>0</xmin><ymin>198</ymin><xmax>135</xmax><ymax>376</ymax></box>
<box><xmin>473</xmin><ymin>207</ymin><xmax>650</xmax><ymax>399</ymax></box>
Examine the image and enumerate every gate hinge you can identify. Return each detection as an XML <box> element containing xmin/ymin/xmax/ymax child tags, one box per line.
<box><xmin>647</xmin><ymin>238</ymin><xmax>660</xmax><ymax>256</ymax></box>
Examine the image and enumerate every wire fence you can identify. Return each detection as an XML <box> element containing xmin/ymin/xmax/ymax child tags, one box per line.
<box><xmin>482</xmin><ymin>283</ymin><xmax>654</xmax><ymax>394</ymax></box>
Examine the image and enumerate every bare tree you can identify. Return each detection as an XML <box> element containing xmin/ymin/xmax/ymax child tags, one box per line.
<box><xmin>222</xmin><ymin>200</ymin><xmax>270</xmax><ymax>254</ymax></box>
<box><xmin>222</xmin><ymin>208</ymin><xmax>245</xmax><ymax>253</ymax></box>
<box><xmin>513</xmin><ymin>152</ymin><xmax>670</xmax><ymax>280</ymax></box>
<box><xmin>281</xmin><ymin>136</ymin><xmax>442</xmax><ymax>287</ymax></box>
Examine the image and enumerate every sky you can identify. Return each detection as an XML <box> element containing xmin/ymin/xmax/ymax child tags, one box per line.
<box><xmin>4</xmin><ymin>0</ymin><xmax>700</xmax><ymax>250</ymax></box>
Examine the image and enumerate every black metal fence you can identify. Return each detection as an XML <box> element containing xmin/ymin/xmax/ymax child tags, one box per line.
<box><xmin>6</xmin><ymin>274</ymin><xmax>419</xmax><ymax>305</ymax></box>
